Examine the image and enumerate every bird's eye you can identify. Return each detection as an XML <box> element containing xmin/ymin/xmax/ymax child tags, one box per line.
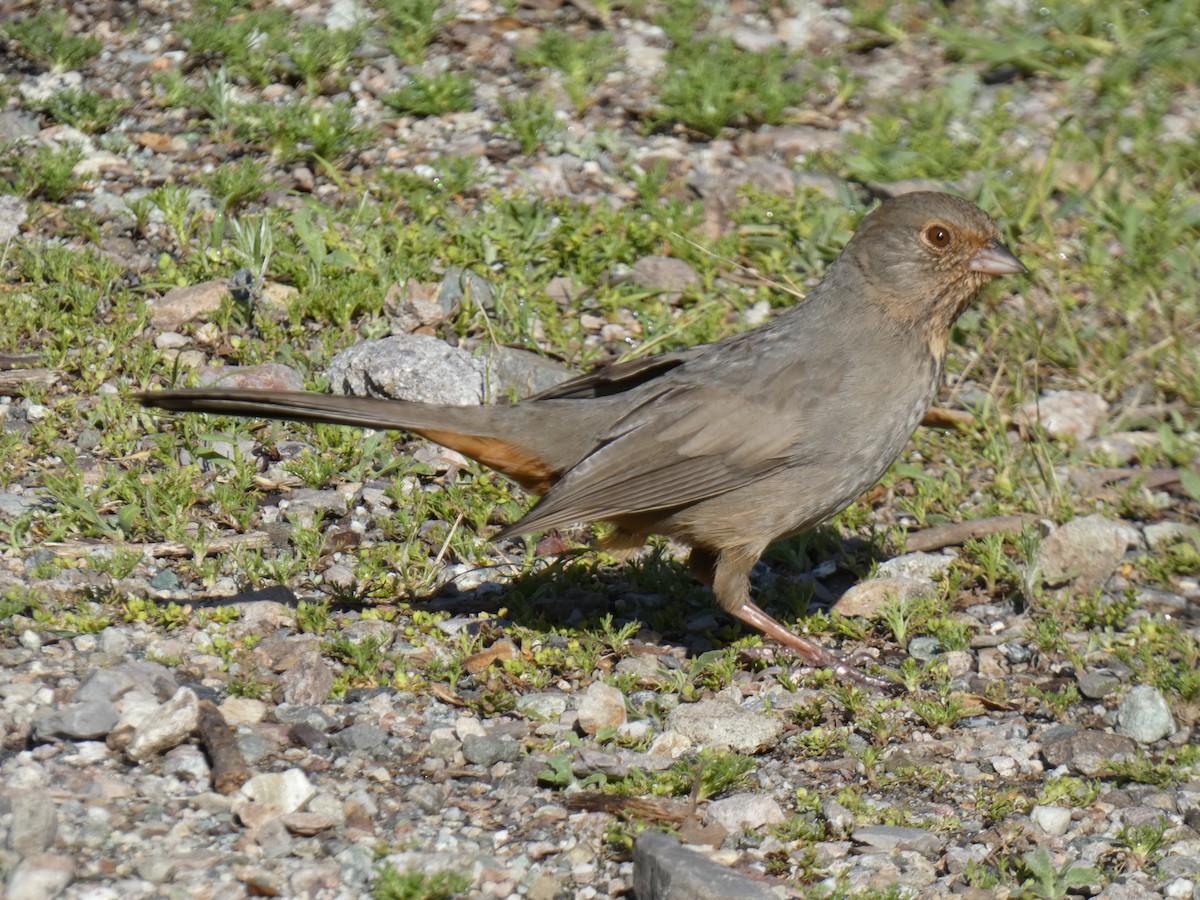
<box><xmin>924</xmin><ymin>224</ymin><xmax>952</xmax><ymax>250</ymax></box>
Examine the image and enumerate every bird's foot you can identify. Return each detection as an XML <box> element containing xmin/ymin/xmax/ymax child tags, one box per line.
<box><xmin>741</xmin><ymin>645</ymin><xmax>896</xmax><ymax>692</ymax></box>
<box><xmin>731</xmin><ymin>599</ymin><xmax>897</xmax><ymax>692</ymax></box>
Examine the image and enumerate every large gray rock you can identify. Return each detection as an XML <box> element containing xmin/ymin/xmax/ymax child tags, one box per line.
<box><xmin>1116</xmin><ymin>685</ymin><xmax>1176</xmax><ymax>744</ymax></box>
<box><xmin>1017</xmin><ymin>390</ymin><xmax>1109</xmax><ymax>442</ymax></box>
<box><xmin>1037</xmin><ymin>515</ymin><xmax>1138</xmax><ymax>593</ymax></box>
<box><xmin>327</xmin><ymin>334</ymin><xmax>484</xmax><ymax>406</ymax></box>
<box><xmin>634</xmin><ymin>830</ymin><xmax>777</xmax><ymax>900</ymax></box>
<box><xmin>666</xmin><ymin>699</ymin><xmax>783</xmax><ymax>753</ymax></box>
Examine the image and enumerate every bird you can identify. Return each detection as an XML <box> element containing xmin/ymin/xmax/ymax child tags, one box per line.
<box><xmin>138</xmin><ymin>191</ymin><xmax>1027</xmax><ymax>688</ymax></box>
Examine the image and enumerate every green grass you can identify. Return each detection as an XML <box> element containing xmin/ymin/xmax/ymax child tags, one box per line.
<box><xmin>1</xmin><ymin>10</ymin><xmax>102</xmax><ymax>71</ymax></box>
<box><xmin>516</xmin><ymin>28</ymin><xmax>624</xmax><ymax>115</ymax></box>
<box><xmin>0</xmin><ymin>143</ymin><xmax>86</xmax><ymax>201</ymax></box>
<box><xmin>1</xmin><ymin>2</ymin><xmax>1198</xmax><ymax>892</ymax></box>
<box><xmin>384</xmin><ymin>73</ymin><xmax>474</xmax><ymax>117</ymax></box>
<box><xmin>653</xmin><ymin>37</ymin><xmax>810</xmax><ymax>137</ymax></box>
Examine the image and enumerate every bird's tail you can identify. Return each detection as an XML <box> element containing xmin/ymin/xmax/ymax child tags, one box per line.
<box><xmin>136</xmin><ymin>388</ymin><xmax>560</xmax><ymax>494</ymax></box>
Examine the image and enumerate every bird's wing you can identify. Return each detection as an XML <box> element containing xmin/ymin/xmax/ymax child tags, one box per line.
<box><xmin>501</xmin><ymin>383</ymin><xmax>807</xmax><ymax>537</ymax></box>
<box><xmin>525</xmin><ymin>350</ymin><xmax>696</xmax><ymax>400</ymax></box>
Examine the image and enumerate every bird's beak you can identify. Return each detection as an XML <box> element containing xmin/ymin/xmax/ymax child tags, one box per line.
<box><xmin>969</xmin><ymin>238</ymin><xmax>1028</xmax><ymax>276</ymax></box>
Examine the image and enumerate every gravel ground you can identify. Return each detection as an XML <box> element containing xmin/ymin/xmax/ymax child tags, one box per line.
<box><xmin>1</xmin><ymin>0</ymin><xmax>1199</xmax><ymax>898</ymax></box>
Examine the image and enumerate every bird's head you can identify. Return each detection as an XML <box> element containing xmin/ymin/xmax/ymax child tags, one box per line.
<box><xmin>845</xmin><ymin>191</ymin><xmax>1027</xmax><ymax>356</ymax></box>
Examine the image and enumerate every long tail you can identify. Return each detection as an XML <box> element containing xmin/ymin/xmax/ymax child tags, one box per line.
<box><xmin>136</xmin><ymin>388</ymin><xmax>561</xmax><ymax>494</ymax></box>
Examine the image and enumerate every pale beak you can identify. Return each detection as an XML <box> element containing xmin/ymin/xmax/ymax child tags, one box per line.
<box><xmin>969</xmin><ymin>238</ymin><xmax>1028</xmax><ymax>276</ymax></box>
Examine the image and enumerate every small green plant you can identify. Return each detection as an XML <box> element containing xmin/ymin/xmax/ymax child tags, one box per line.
<box><xmin>297</xmin><ymin>598</ymin><xmax>333</xmax><ymax>635</ymax></box>
<box><xmin>654</xmin><ymin>38</ymin><xmax>805</xmax><ymax>137</ymax></box>
<box><xmin>840</xmin><ymin>72</ymin><xmax>1014</xmax><ymax>184</ymax></box>
<box><xmin>327</xmin><ymin>633</ymin><xmax>388</xmax><ymax>686</ymax></box>
<box><xmin>203</xmin><ymin>157</ymin><xmax>272</xmax><ymax>213</ymax></box>
<box><xmin>516</xmin><ymin>29</ymin><xmax>622</xmax><ymax>115</ymax></box>
<box><xmin>37</xmin><ymin>89</ymin><xmax>127</xmax><ymax>133</ymax></box>
<box><xmin>1075</xmin><ymin>588</ymin><xmax>1138</xmax><ymax>630</ymax></box>
<box><xmin>1</xmin><ymin>10</ymin><xmax>102</xmax><ymax>70</ymax></box>
<box><xmin>498</xmin><ymin>95</ymin><xmax>560</xmax><ymax>155</ymax></box>
<box><xmin>0</xmin><ymin>590</ymin><xmax>34</xmax><ymax>622</ymax></box>
<box><xmin>876</xmin><ymin>592</ymin><xmax>936</xmax><ymax>647</ymax></box>
<box><xmin>233</xmin><ymin>99</ymin><xmax>371</xmax><ymax>165</ymax></box>
<box><xmin>373</xmin><ymin>862</ymin><xmax>470</xmax><ymax>900</ymax></box>
<box><xmin>192</xmin><ymin>65</ymin><xmax>237</xmax><ymax>132</ymax></box>
<box><xmin>0</xmin><ymin>143</ymin><xmax>86</xmax><ymax>201</ymax></box>
<box><xmin>33</xmin><ymin>601</ymin><xmax>112</xmax><ymax>635</ymax></box>
<box><xmin>286</xmin><ymin>22</ymin><xmax>363</xmax><ymax>93</ymax></box>
<box><xmin>177</xmin><ymin>0</ymin><xmax>287</xmax><ymax>87</ymax></box>
<box><xmin>379</xmin><ymin>0</ymin><xmax>450</xmax><ymax>63</ymax></box>
<box><xmin>1012</xmin><ymin>846</ymin><xmax>1099</xmax><ymax>900</ymax></box>
<box><xmin>1036</xmin><ymin>776</ymin><xmax>1101</xmax><ymax>808</ymax></box>
<box><xmin>909</xmin><ymin>689</ymin><xmax>968</xmax><ymax>729</ymax></box>
<box><xmin>1103</xmin><ymin>743</ymin><xmax>1200</xmax><ymax>787</ymax></box>
<box><xmin>384</xmin><ymin>73</ymin><xmax>474</xmax><ymax>117</ymax></box>
<box><xmin>925</xmin><ymin>615</ymin><xmax>974</xmax><ymax>651</ymax></box>
<box><xmin>227</xmin><ymin>673</ymin><xmax>272</xmax><ymax>699</ymax></box>
<box><xmin>145</xmin><ymin>184</ymin><xmax>206</xmax><ymax>253</ymax></box>
<box><xmin>1025</xmin><ymin>682</ymin><xmax>1080</xmax><ymax>720</ymax></box>
<box><xmin>1116</xmin><ymin>821</ymin><xmax>1169</xmax><ymax>872</ymax></box>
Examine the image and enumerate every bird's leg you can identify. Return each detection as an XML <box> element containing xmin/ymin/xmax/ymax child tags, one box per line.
<box><xmin>695</xmin><ymin>547</ymin><xmax>893</xmax><ymax>692</ymax></box>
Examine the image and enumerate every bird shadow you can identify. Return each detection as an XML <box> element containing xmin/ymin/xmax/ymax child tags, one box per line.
<box><xmin>180</xmin><ymin>526</ymin><xmax>894</xmax><ymax>658</ymax></box>
<box><xmin>400</xmin><ymin>526</ymin><xmax>895</xmax><ymax>653</ymax></box>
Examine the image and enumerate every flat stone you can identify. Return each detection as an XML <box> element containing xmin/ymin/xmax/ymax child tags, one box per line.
<box><xmin>834</xmin><ymin>577</ymin><xmax>930</xmax><ymax>618</ymax></box>
<box><xmin>74</xmin><ymin>666</ymin><xmax>140</xmax><ymax>703</ymax></box>
<box><xmin>1144</xmin><ymin>522</ymin><xmax>1200</xmax><ymax>551</ymax></box>
<box><xmin>515</xmin><ymin>692</ymin><xmax>569</xmax><ymax>720</ymax></box>
<box><xmin>438</xmin><ymin>266</ymin><xmax>494</xmax><ymax>312</ymax></box>
<box><xmin>461</xmin><ymin>733</ymin><xmax>521</xmax><ymax>766</ymax></box>
<box><xmin>629</xmin><ymin>256</ymin><xmax>699</xmax><ymax>295</ymax></box>
<box><xmin>149</xmin><ymin>279</ymin><xmax>230</xmax><ymax>330</ymax></box>
<box><xmin>327</xmin><ymin>334</ymin><xmax>484</xmax><ymax>406</ymax></box>
<box><xmin>1037</xmin><ymin>514</ymin><xmax>1138</xmax><ymax>593</ymax></box>
<box><xmin>280</xmin><ymin>811</ymin><xmax>338</xmax><ymax>836</ymax></box>
<box><xmin>125</xmin><ymin>687</ymin><xmax>200</xmax><ymax>761</ymax></box>
<box><xmin>577</xmin><ymin>681</ymin><xmax>627</xmax><ymax>735</ymax></box>
<box><xmin>876</xmin><ymin>552</ymin><xmax>955</xmax><ymax>582</ymax></box>
<box><xmin>196</xmin><ymin>362</ymin><xmax>305</xmax><ymax>392</ymax></box>
<box><xmin>280</xmin><ymin>651</ymin><xmax>334</xmax><ymax>706</ymax></box>
<box><xmin>1042</xmin><ymin>729</ymin><xmax>1137</xmax><ymax>776</ymax></box>
<box><xmin>0</xmin><ymin>491</ymin><xmax>44</xmax><ymax>516</ymax></box>
<box><xmin>1017</xmin><ymin>389</ymin><xmax>1109</xmax><ymax>442</ymax></box>
<box><xmin>666</xmin><ymin>700</ymin><xmax>783</xmax><ymax>753</ymax></box>
<box><xmin>7</xmin><ymin>792</ymin><xmax>58</xmax><ymax>855</ymax></box>
<box><xmin>32</xmin><ymin>700</ymin><xmax>119</xmax><ymax>741</ymax></box>
<box><xmin>852</xmin><ymin>825</ymin><xmax>945</xmax><ymax>856</ymax></box>
<box><xmin>1116</xmin><ymin>685</ymin><xmax>1176</xmax><ymax>744</ymax></box>
<box><xmin>1031</xmin><ymin>805</ymin><xmax>1073</xmax><ymax>835</ymax></box>
<box><xmin>633</xmin><ymin>830</ymin><xmax>777</xmax><ymax>900</ymax></box>
<box><xmin>1078</xmin><ymin>670</ymin><xmax>1122</xmax><ymax>700</ymax></box>
<box><xmin>241</xmin><ymin>769</ymin><xmax>316</xmax><ymax>814</ymax></box>
<box><xmin>5</xmin><ymin>853</ymin><xmax>75</xmax><ymax>900</ymax></box>
<box><xmin>480</xmin><ymin>345</ymin><xmax>572</xmax><ymax>401</ymax></box>
<box><xmin>219</xmin><ymin>697</ymin><xmax>268</xmax><ymax>725</ymax></box>
<box><xmin>705</xmin><ymin>794</ymin><xmax>785</xmax><ymax>832</ymax></box>
<box><xmin>331</xmin><ymin>723</ymin><xmax>388</xmax><ymax>753</ymax></box>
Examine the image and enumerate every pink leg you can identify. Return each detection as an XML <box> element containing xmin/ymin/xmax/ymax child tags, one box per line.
<box><xmin>692</xmin><ymin>547</ymin><xmax>892</xmax><ymax>692</ymax></box>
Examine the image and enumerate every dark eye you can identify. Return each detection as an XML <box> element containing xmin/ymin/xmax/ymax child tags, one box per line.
<box><xmin>924</xmin><ymin>224</ymin><xmax>952</xmax><ymax>250</ymax></box>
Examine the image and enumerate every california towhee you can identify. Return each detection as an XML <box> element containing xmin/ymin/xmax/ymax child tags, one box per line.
<box><xmin>138</xmin><ymin>192</ymin><xmax>1026</xmax><ymax>687</ymax></box>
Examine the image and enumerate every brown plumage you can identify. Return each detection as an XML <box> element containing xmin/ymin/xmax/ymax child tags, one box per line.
<box><xmin>138</xmin><ymin>192</ymin><xmax>1026</xmax><ymax>688</ymax></box>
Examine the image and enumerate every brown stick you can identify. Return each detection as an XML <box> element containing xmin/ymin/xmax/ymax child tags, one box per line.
<box><xmin>0</xmin><ymin>369</ymin><xmax>59</xmax><ymax>394</ymax></box>
<box><xmin>45</xmin><ymin>531</ymin><xmax>273</xmax><ymax>559</ymax></box>
<box><xmin>905</xmin><ymin>514</ymin><xmax>1041</xmax><ymax>553</ymax></box>
<box><xmin>197</xmin><ymin>700</ymin><xmax>250</xmax><ymax>794</ymax></box>
<box><xmin>0</xmin><ymin>354</ymin><xmax>42</xmax><ymax>371</ymax></box>
<box><xmin>920</xmin><ymin>407</ymin><xmax>975</xmax><ymax>429</ymax></box>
